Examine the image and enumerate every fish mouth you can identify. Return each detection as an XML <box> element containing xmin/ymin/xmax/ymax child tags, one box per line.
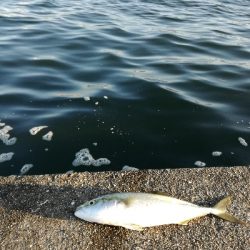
<box><xmin>74</xmin><ymin>208</ymin><xmax>82</xmax><ymax>218</ymax></box>
<box><xmin>74</xmin><ymin>205</ymin><xmax>84</xmax><ymax>217</ymax></box>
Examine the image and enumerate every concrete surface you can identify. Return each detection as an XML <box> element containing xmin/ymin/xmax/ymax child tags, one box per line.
<box><xmin>0</xmin><ymin>166</ymin><xmax>249</xmax><ymax>250</ymax></box>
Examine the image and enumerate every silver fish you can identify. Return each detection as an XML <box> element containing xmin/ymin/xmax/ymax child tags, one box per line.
<box><xmin>74</xmin><ymin>192</ymin><xmax>244</xmax><ymax>231</ymax></box>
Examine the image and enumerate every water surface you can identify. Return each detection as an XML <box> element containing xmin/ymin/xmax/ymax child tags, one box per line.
<box><xmin>0</xmin><ymin>0</ymin><xmax>250</xmax><ymax>175</ymax></box>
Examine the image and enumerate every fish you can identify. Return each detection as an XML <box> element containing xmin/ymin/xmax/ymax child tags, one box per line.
<box><xmin>74</xmin><ymin>192</ymin><xmax>245</xmax><ymax>231</ymax></box>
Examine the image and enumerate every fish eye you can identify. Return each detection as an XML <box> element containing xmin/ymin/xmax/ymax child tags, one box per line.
<box><xmin>89</xmin><ymin>200</ymin><xmax>95</xmax><ymax>205</ymax></box>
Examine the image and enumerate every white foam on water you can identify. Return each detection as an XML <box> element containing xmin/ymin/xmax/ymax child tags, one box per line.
<box><xmin>83</xmin><ymin>96</ymin><xmax>90</xmax><ymax>101</ymax></box>
<box><xmin>72</xmin><ymin>148</ymin><xmax>111</xmax><ymax>167</ymax></box>
<box><xmin>29</xmin><ymin>126</ymin><xmax>48</xmax><ymax>135</ymax></box>
<box><xmin>92</xmin><ymin>158</ymin><xmax>111</xmax><ymax>167</ymax></box>
<box><xmin>194</xmin><ymin>161</ymin><xmax>206</xmax><ymax>167</ymax></box>
<box><xmin>0</xmin><ymin>123</ymin><xmax>5</xmax><ymax>127</ymax></box>
<box><xmin>0</xmin><ymin>125</ymin><xmax>17</xmax><ymax>146</ymax></box>
<box><xmin>104</xmin><ymin>96</ymin><xmax>108</xmax><ymax>99</ymax></box>
<box><xmin>42</xmin><ymin>131</ymin><xmax>53</xmax><ymax>141</ymax></box>
<box><xmin>66</xmin><ymin>170</ymin><xmax>74</xmax><ymax>174</ymax></box>
<box><xmin>0</xmin><ymin>152</ymin><xmax>14</xmax><ymax>163</ymax></box>
<box><xmin>2</xmin><ymin>125</ymin><xmax>13</xmax><ymax>133</ymax></box>
<box><xmin>20</xmin><ymin>164</ymin><xmax>34</xmax><ymax>175</ymax></box>
<box><xmin>212</xmin><ymin>151</ymin><xmax>222</xmax><ymax>156</ymax></box>
<box><xmin>122</xmin><ymin>165</ymin><xmax>139</xmax><ymax>171</ymax></box>
<box><xmin>92</xmin><ymin>142</ymin><xmax>98</xmax><ymax>146</ymax></box>
<box><xmin>238</xmin><ymin>137</ymin><xmax>248</xmax><ymax>147</ymax></box>
<box><xmin>72</xmin><ymin>148</ymin><xmax>94</xmax><ymax>167</ymax></box>
<box><xmin>95</xmin><ymin>102</ymin><xmax>99</xmax><ymax>106</ymax></box>
<box><xmin>5</xmin><ymin>137</ymin><xmax>17</xmax><ymax>146</ymax></box>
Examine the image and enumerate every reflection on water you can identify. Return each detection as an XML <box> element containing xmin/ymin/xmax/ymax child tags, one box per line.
<box><xmin>0</xmin><ymin>0</ymin><xmax>250</xmax><ymax>175</ymax></box>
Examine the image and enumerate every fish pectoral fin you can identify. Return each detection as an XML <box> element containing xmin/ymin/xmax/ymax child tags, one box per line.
<box><xmin>119</xmin><ymin>197</ymin><xmax>135</xmax><ymax>207</ymax></box>
<box><xmin>178</xmin><ymin>219</ymin><xmax>193</xmax><ymax>225</ymax></box>
<box><xmin>123</xmin><ymin>224</ymin><xmax>144</xmax><ymax>231</ymax></box>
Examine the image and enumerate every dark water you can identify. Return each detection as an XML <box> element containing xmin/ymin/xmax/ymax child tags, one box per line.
<box><xmin>0</xmin><ymin>0</ymin><xmax>250</xmax><ymax>176</ymax></box>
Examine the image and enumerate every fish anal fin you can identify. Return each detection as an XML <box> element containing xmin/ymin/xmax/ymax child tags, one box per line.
<box><xmin>123</xmin><ymin>224</ymin><xmax>144</xmax><ymax>231</ymax></box>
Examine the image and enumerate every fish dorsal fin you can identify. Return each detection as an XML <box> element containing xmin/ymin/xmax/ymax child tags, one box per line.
<box><xmin>150</xmin><ymin>191</ymin><xmax>169</xmax><ymax>196</ymax></box>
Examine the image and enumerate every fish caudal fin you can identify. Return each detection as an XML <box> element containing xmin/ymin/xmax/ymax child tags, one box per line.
<box><xmin>212</xmin><ymin>196</ymin><xmax>245</xmax><ymax>224</ymax></box>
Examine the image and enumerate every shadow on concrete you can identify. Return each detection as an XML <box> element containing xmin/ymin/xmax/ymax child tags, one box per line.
<box><xmin>0</xmin><ymin>182</ymin><xmax>111</xmax><ymax>220</ymax></box>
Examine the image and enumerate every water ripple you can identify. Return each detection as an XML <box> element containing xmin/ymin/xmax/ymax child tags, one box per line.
<box><xmin>0</xmin><ymin>0</ymin><xmax>250</xmax><ymax>175</ymax></box>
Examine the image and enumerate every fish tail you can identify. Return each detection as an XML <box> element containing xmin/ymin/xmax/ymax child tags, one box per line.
<box><xmin>212</xmin><ymin>196</ymin><xmax>245</xmax><ymax>224</ymax></box>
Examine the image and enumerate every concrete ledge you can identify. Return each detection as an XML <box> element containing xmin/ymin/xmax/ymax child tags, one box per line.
<box><xmin>0</xmin><ymin>166</ymin><xmax>249</xmax><ymax>249</ymax></box>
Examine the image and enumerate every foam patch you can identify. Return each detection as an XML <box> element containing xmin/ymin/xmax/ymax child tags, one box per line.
<box><xmin>20</xmin><ymin>164</ymin><xmax>34</xmax><ymax>175</ymax></box>
<box><xmin>65</xmin><ymin>170</ymin><xmax>74</xmax><ymax>174</ymax></box>
<box><xmin>92</xmin><ymin>158</ymin><xmax>111</xmax><ymax>167</ymax></box>
<box><xmin>0</xmin><ymin>152</ymin><xmax>14</xmax><ymax>163</ymax></box>
<box><xmin>83</xmin><ymin>96</ymin><xmax>90</xmax><ymax>101</ymax></box>
<box><xmin>42</xmin><ymin>131</ymin><xmax>53</xmax><ymax>141</ymax></box>
<box><xmin>238</xmin><ymin>137</ymin><xmax>248</xmax><ymax>147</ymax></box>
<box><xmin>0</xmin><ymin>125</ymin><xmax>17</xmax><ymax>146</ymax></box>
<box><xmin>29</xmin><ymin>126</ymin><xmax>48</xmax><ymax>135</ymax></box>
<box><xmin>212</xmin><ymin>151</ymin><xmax>222</xmax><ymax>156</ymax></box>
<box><xmin>122</xmin><ymin>165</ymin><xmax>139</xmax><ymax>171</ymax></box>
<box><xmin>72</xmin><ymin>148</ymin><xmax>111</xmax><ymax>167</ymax></box>
<box><xmin>194</xmin><ymin>161</ymin><xmax>206</xmax><ymax>167</ymax></box>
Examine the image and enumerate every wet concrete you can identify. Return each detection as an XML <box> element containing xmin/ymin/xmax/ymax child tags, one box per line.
<box><xmin>0</xmin><ymin>166</ymin><xmax>249</xmax><ymax>249</ymax></box>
